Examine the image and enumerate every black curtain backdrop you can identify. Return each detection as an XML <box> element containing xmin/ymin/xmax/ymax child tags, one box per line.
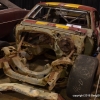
<box><xmin>9</xmin><ymin>0</ymin><xmax>100</xmax><ymax>14</ymax></box>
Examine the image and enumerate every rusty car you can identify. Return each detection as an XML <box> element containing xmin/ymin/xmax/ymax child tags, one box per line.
<box><xmin>0</xmin><ymin>2</ymin><xmax>100</xmax><ymax>100</ymax></box>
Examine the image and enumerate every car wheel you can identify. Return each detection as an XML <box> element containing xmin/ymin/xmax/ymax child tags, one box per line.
<box><xmin>0</xmin><ymin>41</ymin><xmax>10</xmax><ymax>49</ymax></box>
<box><xmin>4</xmin><ymin>32</ymin><xmax>15</xmax><ymax>42</ymax></box>
<box><xmin>67</xmin><ymin>55</ymin><xmax>98</xmax><ymax>100</ymax></box>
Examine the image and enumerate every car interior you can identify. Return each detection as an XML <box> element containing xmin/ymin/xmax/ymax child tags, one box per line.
<box><xmin>29</xmin><ymin>5</ymin><xmax>90</xmax><ymax>28</ymax></box>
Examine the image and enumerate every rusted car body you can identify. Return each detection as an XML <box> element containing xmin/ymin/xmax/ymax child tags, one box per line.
<box><xmin>0</xmin><ymin>0</ymin><xmax>29</xmax><ymax>41</ymax></box>
<box><xmin>0</xmin><ymin>2</ymin><xmax>100</xmax><ymax>100</ymax></box>
<box><xmin>15</xmin><ymin>2</ymin><xmax>100</xmax><ymax>56</ymax></box>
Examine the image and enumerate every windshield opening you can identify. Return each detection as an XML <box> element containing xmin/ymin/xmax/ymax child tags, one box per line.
<box><xmin>28</xmin><ymin>5</ymin><xmax>91</xmax><ymax>28</ymax></box>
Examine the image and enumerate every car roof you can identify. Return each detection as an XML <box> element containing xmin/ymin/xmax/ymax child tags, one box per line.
<box><xmin>39</xmin><ymin>2</ymin><xmax>96</xmax><ymax>12</ymax></box>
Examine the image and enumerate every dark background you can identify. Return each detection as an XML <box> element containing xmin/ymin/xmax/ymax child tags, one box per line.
<box><xmin>9</xmin><ymin>0</ymin><xmax>100</xmax><ymax>13</ymax></box>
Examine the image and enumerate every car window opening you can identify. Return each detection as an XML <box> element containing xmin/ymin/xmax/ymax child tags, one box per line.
<box><xmin>28</xmin><ymin>5</ymin><xmax>91</xmax><ymax>28</ymax></box>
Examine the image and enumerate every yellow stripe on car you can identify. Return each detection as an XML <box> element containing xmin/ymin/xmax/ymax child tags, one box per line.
<box><xmin>65</xmin><ymin>4</ymin><xmax>80</xmax><ymax>8</ymax></box>
<box><xmin>56</xmin><ymin>24</ymin><xmax>69</xmax><ymax>29</ymax></box>
<box><xmin>46</xmin><ymin>2</ymin><xmax>60</xmax><ymax>6</ymax></box>
<box><xmin>35</xmin><ymin>21</ymin><xmax>69</xmax><ymax>30</ymax></box>
<box><xmin>36</xmin><ymin>21</ymin><xmax>48</xmax><ymax>25</ymax></box>
<box><xmin>45</xmin><ymin>2</ymin><xmax>80</xmax><ymax>8</ymax></box>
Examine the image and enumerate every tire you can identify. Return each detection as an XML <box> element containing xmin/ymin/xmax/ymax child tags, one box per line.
<box><xmin>67</xmin><ymin>55</ymin><xmax>98</xmax><ymax>100</ymax></box>
<box><xmin>0</xmin><ymin>41</ymin><xmax>10</xmax><ymax>49</ymax></box>
<box><xmin>1</xmin><ymin>27</ymin><xmax>16</xmax><ymax>42</ymax></box>
<box><xmin>3</xmin><ymin>32</ymin><xmax>15</xmax><ymax>42</ymax></box>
